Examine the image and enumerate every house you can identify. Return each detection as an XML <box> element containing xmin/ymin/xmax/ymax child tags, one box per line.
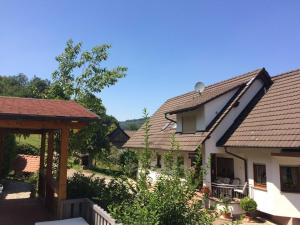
<box><xmin>124</xmin><ymin>68</ymin><xmax>300</xmax><ymax>224</ymax></box>
<box><xmin>108</xmin><ymin>126</ymin><xmax>135</xmax><ymax>149</ymax></box>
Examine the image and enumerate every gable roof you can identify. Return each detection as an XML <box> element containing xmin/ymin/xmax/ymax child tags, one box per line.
<box><xmin>124</xmin><ymin>68</ymin><xmax>267</xmax><ymax>151</ymax></box>
<box><xmin>222</xmin><ymin>69</ymin><xmax>300</xmax><ymax>148</ymax></box>
<box><xmin>167</xmin><ymin>69</ymin><xmax>264</xmax><ymax>115</ymax></box>
<box><xmin>0</xmin><ymin>96</ymin><xmax>99</xmax><ymax>121</ymax></box>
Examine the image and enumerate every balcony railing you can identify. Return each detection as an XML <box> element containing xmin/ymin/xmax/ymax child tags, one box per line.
<box><xmin>58</xmin><ymin>198</ymin><xmax>121</xmax><ymax>225</ymax></box>
<box><xmin>211</xmin><ymin>182</ymin><xmax>248</xmax><ymax>199</ymax></box>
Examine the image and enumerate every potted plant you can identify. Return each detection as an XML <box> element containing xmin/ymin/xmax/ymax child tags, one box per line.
<box><xmin>240</xmin><ymin>197</ymin><xmax>257</xmax><ymax>221</ymax></box>
<box><xmin>220</xmin><ymin>197</ymin><xmax>231</xmax><ymax>219</ymax></box>
<box><xmin>201</xmin><ymin>186</ymin><xmax>210</xmax><ymax>209</ymax></box>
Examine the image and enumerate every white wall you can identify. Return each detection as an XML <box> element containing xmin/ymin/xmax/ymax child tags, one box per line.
<box><xmin>147</xmin><ymin>149</ymin><xmax>193</xmax><ymax>182</ymax></box>
<box><xmin>204</xmin><ymin>88</ymin><xmax>238</xmax><ymax>127</ymax></box>
<box><xmin>203</xmin><ymin>78</ymin><xmax>264</xmax><ymax>186</ymax></box>
<box><xmin>176</xmin><ymin>88</ymin><xmax>238</xmax><ymax>133</ymax></box>
<box><xmin>227</xmin><ymin>148</ymin><xmax>300</xmax><ymax>218</ymax></box>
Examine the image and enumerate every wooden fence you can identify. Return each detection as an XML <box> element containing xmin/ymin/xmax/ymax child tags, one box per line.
<box><xmin>58</xmin><ymin>198</ymin><xmax>121</xmax><ymax>225</ymax></box>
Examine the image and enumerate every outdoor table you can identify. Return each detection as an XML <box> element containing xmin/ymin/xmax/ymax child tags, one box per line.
<box><xmin>35</xmin><ymin>217</ymin><xmax>89</xmax><ymax>225</ymax></box>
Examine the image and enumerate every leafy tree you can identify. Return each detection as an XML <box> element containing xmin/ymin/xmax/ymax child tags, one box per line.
<box><xmin>0</xmin><ymin>74</ymin><xmax>50</xmax><ymax>98</ymax></box>
<box><xmin>50</xmin><ymin>39</ymin><xmax>127</xmax><ymax>161</ymax></box>
<box><xmin>50</xmin><ymin>39</ymin><xmax>127</xmax><ymax>100</ymax></box>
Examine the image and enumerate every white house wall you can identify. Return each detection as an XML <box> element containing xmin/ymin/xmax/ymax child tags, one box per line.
<box><xmin>147</xmin><ymin>149</ymin><xmax>193</xmax><ymax>182</ymax></box>
<box><xmin>204</xmin><ymin>78</ymin><xmax>264</xmax><ymax>186</ymax></box>
<box><xmin>176</xmin><ymin>88</ymin><xmax>238</xmax><ymax>133</ymax></box>
<box><xmin>204</xmin><ymin>88</ymin><xmax>238</xmax><ymax>128</ymax></box>
<box><xmin>227</xmin><ymin>148</ymin><xmax>300</xmax><ymax>218</ymax></box>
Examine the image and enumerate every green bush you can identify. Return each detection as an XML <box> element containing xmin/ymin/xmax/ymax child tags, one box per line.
<box><xmin>118</xmin><ymin>150</ymin><xmax>138</xmax><ymax>179</ymax></box>
<box><xmin>67</xmin><ymin>172</ymin><xmax>134</xmax><ymax>211</ymax></box>
<box><xmin>2</xmin><ymin>134</ymin><xmax>17</xmax><ymax>177</ymax></box>
<box><xmin>240</xmin><ymin>197</ymin><xmax>257</xmax><ymax>213</ymax></box>
<box><xmin>16</xmin><ymin>144</ymin><xmax>39</xmax><ymax>155</ymax></box>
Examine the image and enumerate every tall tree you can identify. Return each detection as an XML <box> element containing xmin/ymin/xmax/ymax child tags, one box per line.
<box><xmin>50</xmin><ymin>39</ymin><xmax>127</xmax><ymax>159</ymax></box>
<box><xmin>50</xmin><ymin>39</ymin><xmax>127</xmax><ymax>100</ymax></box>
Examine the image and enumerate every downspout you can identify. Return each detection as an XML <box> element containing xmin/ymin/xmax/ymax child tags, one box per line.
<box><xmin>164</xmin><ymin>113</ymin><xmax>177</xmax><ymax>124</ymax></box>
<box><xmin>224</xmin><ymin>147</ymin><xmax>248</xmax><ymax>182</ymax></box>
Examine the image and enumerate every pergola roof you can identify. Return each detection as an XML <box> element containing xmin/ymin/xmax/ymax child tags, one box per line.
<box><xmin>0</xmin><ymin>96</ymin><xmax>99</xmax><ymax>121</ymax></box>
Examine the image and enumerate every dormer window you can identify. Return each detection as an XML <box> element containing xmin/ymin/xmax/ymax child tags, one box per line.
<box><xmin>182</xmin><ymin>115</ymin><xmax>196</xmax><ymax>133</ymax></box>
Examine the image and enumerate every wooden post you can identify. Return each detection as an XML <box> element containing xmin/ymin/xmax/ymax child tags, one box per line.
<box><xmin>45</xmin><ymin>131</ymin><xmax>54</xmax><ymax>210</ymax></box>
<box><xmin>46</xmin><ymin>131</ymin><xmax>54</xmax><ymax>183</ymax></box>
<box><xmin>0</xmin><ymin>129</ymin><xmax>4</xmax><ymax>178</ymax></box>
<box><xmin>38</xmin><ymin>132</ymin><xmax>46</xmax><ymax>197</ymax></box>
<box><xmin>57</xmin><ymin>128</ymin><xmax>69</xmax><ymax>201</ymax></box>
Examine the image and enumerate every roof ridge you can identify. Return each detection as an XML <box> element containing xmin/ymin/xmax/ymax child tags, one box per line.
<box><xmin>166</xmin><ymin>68</ymin><xmax>263</xmax><ymax>102</ymax></box>
<box><xmin>0</xmin><ymin>96</ymin><xmax>75</xmax><ymax>102</ymax></box>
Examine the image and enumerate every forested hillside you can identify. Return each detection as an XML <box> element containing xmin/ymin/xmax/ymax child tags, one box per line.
<box><xmin>119</xmin><ymin>118</ymin><xmax>145</xmax><ymax>130</ymax></box>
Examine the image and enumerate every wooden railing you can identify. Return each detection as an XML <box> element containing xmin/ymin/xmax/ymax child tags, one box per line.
<box><xmin>211</xmin><ymin>183</ymin><xmax>248</xmax><ymax>199</ymax></box>
<box><xmin>58</xmin><ymin>198</ymin><xmax>121</xmax><ymax>225</ymax></box>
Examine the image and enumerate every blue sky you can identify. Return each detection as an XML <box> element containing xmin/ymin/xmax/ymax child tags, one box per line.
<box><xmin>1</xmin><ymin>1</ymin><xmax>300</xmax><ymax>121</ymax></box>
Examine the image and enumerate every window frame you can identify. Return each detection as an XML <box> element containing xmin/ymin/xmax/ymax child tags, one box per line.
<box><xmin>253</xmin><ymin>163</ymin><xmax>267</xmax><ymax>189</ymax></box>
<box><xmin>279</xmin><ymin>165</ymin><xmax>300</xmax><ymax>193</ymax></box>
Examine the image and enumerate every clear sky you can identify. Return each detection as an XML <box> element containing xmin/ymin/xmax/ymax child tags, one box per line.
<box><xmin>1</xmin><ymin>1</ymin><xmax>300</xmax><ymax>121</ymax></box>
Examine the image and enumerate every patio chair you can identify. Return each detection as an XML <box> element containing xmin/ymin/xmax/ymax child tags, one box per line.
<box><xmin>234</xmin><ymin>182</ymin><xmax>248</xmax><ymax>198</ymax></box>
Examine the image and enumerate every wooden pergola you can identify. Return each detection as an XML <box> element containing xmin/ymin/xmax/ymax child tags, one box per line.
<box><xmin>0</xmin><ymin>97</ymin><xmax>98</xmax><ymax>214</ymax></box>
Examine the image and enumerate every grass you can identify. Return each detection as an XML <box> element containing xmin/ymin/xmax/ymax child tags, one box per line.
<box><xmin>16</xmin><ymin>134</ymin><xmax>41</xmax><ymax>148</ymax></box>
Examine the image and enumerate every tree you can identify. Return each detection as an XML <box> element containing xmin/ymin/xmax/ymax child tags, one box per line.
<box><xmin>50</xmin><ymin>39</ymin><xmax>127</xmax><ymax>160</ymax></box>
<box><xmin>50</xmin><ymin>39</ymin><xmax>127</xmax><ymax>100</ymax></box>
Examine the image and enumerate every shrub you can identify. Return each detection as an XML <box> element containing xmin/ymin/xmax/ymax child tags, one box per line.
<box><xmin>67</xmin><ymin>172</ymin><xmax>134</xmax><ymax>211</ymax></box>
<box><xmin>240</xmin><ymin>197</ymin><xmax>257</xmax><ymax>214</ymax></box>
<box><xmin>118</xmin><ymin>150</ymin><xmax>138</xmax><ymax>179</ymax></box>
<box><xmin>16</xmin><ymin>144</ymin><xmax>39</xmax><ymax>155</ymax></box>
<box><xmin>2</xmin><ymin>134</ymin><xmax>17</xmax><ymax>177</ymax></box>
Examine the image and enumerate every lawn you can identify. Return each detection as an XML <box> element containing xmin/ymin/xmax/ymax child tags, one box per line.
<box><xmin>16</xmin><ymin>134</ymin><xmax>41</xmax><ymax>148</ymax></box>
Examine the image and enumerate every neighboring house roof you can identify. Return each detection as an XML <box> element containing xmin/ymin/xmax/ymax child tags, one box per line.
<box><xmin>0</xmin><ymin>96</ymin><xmax>99</xmax><ymax>121</ymax></box>
<box><xmin>124</xmin><ymin>68</ymin><xmax>268</xmax><ymax>152</ymax></box>
<box><xmin>222</xmin><ymin>69</ymin><xmax>300</xmax><ymax>148</ymax></box>
<box><xmin>123</xmin><ymin>130</ymin><xmax>136</xmax><ymax>138</ymax></box>
<box><xmin>13</xmin><ymin>154</ymin><xmax>40</xmax><ymax>173</ymax></box>
<box><xmin>108</xmin><ymin>126</ymin><xmax>130</xmax><ymax>148</ymax></box>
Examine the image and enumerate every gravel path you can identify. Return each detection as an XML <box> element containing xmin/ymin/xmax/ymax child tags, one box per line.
<box><xmin>213</xmin><ymin>217</ymin><xmax>277</xmax><ymax>225</ymax></box>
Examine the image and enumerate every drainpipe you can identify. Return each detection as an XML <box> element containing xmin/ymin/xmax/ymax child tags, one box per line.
<box><xmin>164</xmin><ymin>113</ymin><xmax>177</xmax><ymax>124</ymax></box>
<box><xmin>224</xmin><ymin>147</ymin><xmax>248</xmax><ymax>182</ymax></box>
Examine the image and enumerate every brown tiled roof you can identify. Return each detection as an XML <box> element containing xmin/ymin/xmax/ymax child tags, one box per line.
<box><xmin>223</xmin><ymin>69</ymin><xmax>300</xmax><ymax>148</ymax></box>
<box><xmin>0</xmin><ymin>96</ymin><xmax>98</xmax><ymax>121</ymax></box>
<box><xmin>13</xmin><ymin>154</ymin><xmax>40</xmax><ymax>173</ymax></box>
<box><xmin>124</xmin><ymin>69</ymin><xmax>264</xmax><ymax>151</ymax></box>
<box><xmin>167</xmin><ymin>69</ymin><xmax>263</xmax><ymax>115</ymax></box>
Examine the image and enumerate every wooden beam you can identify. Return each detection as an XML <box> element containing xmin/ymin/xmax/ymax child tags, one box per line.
<box><xmin>57</xmin><ymin>128</ymin><xmax>69</xmax><ymax>200</ymax></box>
<box><xmin>0</xmin><ymin>119</ymin><xmax>88</xmax><ymax>130</ymax></box>
<box><xmin>0</xmin><ymin>129</ymin><xmax>4</xmax><ymax>177</ymax></box>
<box><xmin>271</xmin><ymin>152</ymin><xmax>300</xmax><ymax>157</ymax></box>
<box><xmin>46</xmin><ymin>131</ymin><xmax>54</xmax><ymax>182</ymax></box>
<box><xmin>38</xmin><ymin>132</ymin><xmax>46</xmax><ymax>198</ymax></box>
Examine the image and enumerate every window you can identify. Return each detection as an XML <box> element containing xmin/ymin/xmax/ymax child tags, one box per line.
<box><xmin>182</xmin><ymin>115</ymin><xmax>196</xmax><ymax>133</ymax></box>
<box><xmin>156</xmin><ymin>154</ymin><xmax>162</xmax><ymax>168</ymax></box>
<box><xmin>280</xmin><ymin>166</ymin><xmax>300</xmax><ymax>193</ymax></box>
<box><xmin>253</xmin><ymin>164</ymin><xmax>267</xmax><ymax>188</ymax></box>
<box><xmin>216</xmin><ymin>157</ymin><xmax>234</xmax><ymax>179</ymax></box>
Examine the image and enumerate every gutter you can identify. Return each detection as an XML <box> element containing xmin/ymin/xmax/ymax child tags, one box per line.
<box><xmin>225</xmin><ymin>147</ymin><xmax>248</xmax><ymax>182</ymax></box>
